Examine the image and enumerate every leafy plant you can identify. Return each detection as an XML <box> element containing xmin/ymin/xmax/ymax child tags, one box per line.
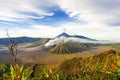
<box><xmin>10</xmin><ymin>64</ymin><xmax>32</xmax><ymax>80</ymax></box>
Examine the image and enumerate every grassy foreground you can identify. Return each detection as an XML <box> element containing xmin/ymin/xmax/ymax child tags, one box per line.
<box><xmin>0</xmin><ymin>49</ymin><xmax>120</xmax><ymax>80</ymax></box>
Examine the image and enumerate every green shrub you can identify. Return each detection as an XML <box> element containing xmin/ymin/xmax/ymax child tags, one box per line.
<box><xmin>59</xmin><ymin>50</ymin><xmax>120</xmax><ymax>80</ymax></box>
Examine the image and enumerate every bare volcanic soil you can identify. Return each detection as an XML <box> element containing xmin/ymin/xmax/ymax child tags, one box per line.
<box><xmin>0</xmin><ymin>44</ymin><xmax>112</xmax><ymax>67</ymax></box>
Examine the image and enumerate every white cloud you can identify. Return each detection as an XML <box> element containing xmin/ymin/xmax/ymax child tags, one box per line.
<box><xmin>0</xmin><ymin>0</ymin><xmax>56</xmax><ymax>21</ymax></box>
<box><xmin>0</xmin><ymin>0</ymin><xmax>120</xmax><ymax>23</ymax></box>
<box><xmin>56</xmin><ymin>0</ymin><xmax>120</xmax><ymax>24</ymax></box>
<box><xmin>0</xmin><ymin>0</ymin><xmax>120</xmax><ymax>24</ymax></box>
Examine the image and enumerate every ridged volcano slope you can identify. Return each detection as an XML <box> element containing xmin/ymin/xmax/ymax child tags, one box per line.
<box><xmin>49</xmin><ymin>42</ymin><xmax>91</xmax><ymax>54</ymax></box>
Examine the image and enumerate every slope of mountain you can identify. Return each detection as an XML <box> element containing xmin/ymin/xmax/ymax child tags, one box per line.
<box><xmin>0</xmin><ymin>37</ymin><xmax>41</xmax><ymax>45</ymax></box>
<box><xmin>73</xmin><ymin>35</ymin><xmax>97</xmax><ymax>41</ymax></box>
<box><xmin>27</xmin><ymin>38</ymin><xmax>50</xmax><ymax>48</ymax></box>
<box><xmin>49</xmin><ymin>41</ymin><xmax>92</xmax><ymax>54</ymax></box>
<box><xmin>50</xmin><ymin>43</ymin><xmax>70</xmax><ymax>54</ymax></box>
<box><xmin>45</xmin><ymin>32</ymin><xmax>114</xmax><ymax>47</ymax></box>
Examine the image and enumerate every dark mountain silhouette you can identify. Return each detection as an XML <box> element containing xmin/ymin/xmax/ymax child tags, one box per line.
<box><xmin>56</xmin><ymin>32</ymin><xmax>71</xmax><ymax>38</ymax></box>
<box><xmin>0</xmin><ymin>36</ymin><xmax>41</xmax><ymax>45</ymax></box>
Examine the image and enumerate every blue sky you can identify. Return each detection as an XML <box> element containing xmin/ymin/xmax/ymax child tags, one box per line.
<box><xmin>0</xmin><ymin>0</ymin><xmax>120</xmax><ymax>42</ymax></box>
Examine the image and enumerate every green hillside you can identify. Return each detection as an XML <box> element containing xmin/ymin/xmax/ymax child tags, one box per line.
<box><xmin>27</xmin><ymin>38</ymin><xmax>49</xmax><ymax>48</ymax></box>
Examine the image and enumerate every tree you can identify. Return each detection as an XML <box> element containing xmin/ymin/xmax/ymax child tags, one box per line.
<box><xmin>6</xmin><ymin>30</ymin><xmax>20</xmax><ymax>65</ymax></box>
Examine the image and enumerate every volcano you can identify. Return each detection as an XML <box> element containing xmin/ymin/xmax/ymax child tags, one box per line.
<box><xmin>45</xmin><ymin>32</ymin><xmax>97</xmax><ymax>47</ymax></box>
<box><xmin>49</xmin><ymin>41</ymin><xmax>91</xmax><ymax>54</ymax></box>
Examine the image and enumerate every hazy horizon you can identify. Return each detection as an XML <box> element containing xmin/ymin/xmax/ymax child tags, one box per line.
<box><xmin>0</xmin><ymin>0</ymin><xmax>120</xmax><ymax>42</ymax></box>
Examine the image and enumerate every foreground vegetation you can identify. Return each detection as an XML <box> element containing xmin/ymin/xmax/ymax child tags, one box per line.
<box><xmin>0</xmin><ymin>49</ymin><xmax>120</xmax><ymax>80</ymax></box>
<box><xmin>59</xmin><ymin>50</ymin><xmax>120</xmax><ymax>80</ymax></box>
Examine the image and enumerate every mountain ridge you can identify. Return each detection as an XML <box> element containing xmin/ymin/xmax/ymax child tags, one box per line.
<box><xmin>55</xmin><ymin>32</ymin><xmax>96</xmax><ymax>41</ymax></box>
<box><xmin>45</xmin><ymin>32</ymin><xmax>114</xmax><ymax>47</ymax></box>
<box><xmin>0</xmin><ymin>36</ymin><xmax>41</xmax><ymax>45</ymax></box>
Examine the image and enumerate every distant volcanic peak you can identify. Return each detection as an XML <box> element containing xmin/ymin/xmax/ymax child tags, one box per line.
<box><xmin>56</xmin><ymin>32</ymin><xmax>96</xmax><ymax>41</ymax></box>
<box><xmin>45</xmin><ymin>32</ymin><xmax>113</xmax><ymax>47</ymax></box>
<box><xmin>56</xmin><ymin>32</ymin><xmax>71</xmax><ymax>38</ymax></box>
